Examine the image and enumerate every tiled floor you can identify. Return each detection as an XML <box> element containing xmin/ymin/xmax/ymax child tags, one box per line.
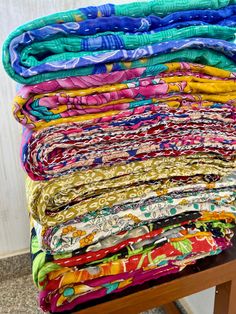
<box><xmin>0</xmin><ymin>274</ymin><xmax>169</xmax><ymax>314</ymax></box>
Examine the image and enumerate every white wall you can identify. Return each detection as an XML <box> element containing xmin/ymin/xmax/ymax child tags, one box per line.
<box><xmin>181</xmin><ymin>288</ymin><xmax>215</xmax><ymax>314</ymax></box>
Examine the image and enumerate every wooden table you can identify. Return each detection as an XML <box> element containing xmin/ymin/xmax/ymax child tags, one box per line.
<box><xmin>72</xmin><ymin>234</ymin><xmax>236</xmax><ymax>314</ymax></box>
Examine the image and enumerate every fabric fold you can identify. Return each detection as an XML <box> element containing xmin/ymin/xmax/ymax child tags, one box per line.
<box><xmin>30</xmin><ymin>211</ymin><xmax>235</xmax><ymax>312</ymax></box>
<box><xmin>3</xmin><ymin>0</ymin><xmax>236</xmax><ymax>83</ymax></box>
<box><xmin>13</xmin><ymin>62</ymin><xmax>236</xmax><ymax>130</ymax></box>
<box><xmin>26</xmin><ymin>159</ymin><xmax>236</xmax><ymax>226</ymax></box>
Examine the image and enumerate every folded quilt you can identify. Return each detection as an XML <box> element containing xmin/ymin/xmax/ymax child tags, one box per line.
<box><xmin>43</xmin><ymin>265</ymin><xmax>182</xmax><ymax>313</ymax></box>
<box><xmin>9</xmin><ymin>48</ymin><xmax>236</xmax><ymax>85</ymax></box>
<box><xmin>42</xmin><ymin>211</ymin><xmax>203</xmax><ymax>263</ymax></box>
<box><xmin>34</xmin><ymin>213</ymin><xmax>235</xmax><ymax>281</ymax></box>
<box><xmin>4</xmin><ymin>38</ymin><xmax>236</xmax><ymax>85</ymax></box>
<box><xmin>34</xmin><ymin>180</ymin><xmax>236</xmax><ymax>253</ymax></box>
<box><xmin>14</xmin><ymin>62</ymin><xmax>236</xmax><ymax>130</ymax></box>
<box><xmin>26</xmin><ymin>157</ymin><xmax>236</xmax><ymax>227</ymax></box>
<box><xmin>30</xmin><ymin>211</ymin><xmax>235</xmax><ymax>312</ymax></box>
<box><xmin>21</xmin><ymin>102</ymin><xmax>236</xmax><ymax>180</ymax></box>
<box><xmin>3</xmin><ymin>0</ymin><xmax>236</xmax><ymax>84</ymax></box>
<box><xmin>32</xmin><ymin>211</ymin><xmax>202</xmax><ymax>286</ymax></box>
<box><xmin>41</xmin><ymin>246</ymin><xmax>229</xmax><ymax>313</ymax></box>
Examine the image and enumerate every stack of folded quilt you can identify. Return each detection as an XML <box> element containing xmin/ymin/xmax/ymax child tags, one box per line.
<box><xmin>2</xmin><ymin>0</ymin><xmax>236</xmax><ymax>312</ymax></box>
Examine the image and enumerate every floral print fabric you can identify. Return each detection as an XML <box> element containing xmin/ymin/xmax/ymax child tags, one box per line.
<box><xmin>26</xmin><ymin>159</ymin><xmax>236</xmax><ymax>225</ymax></box>
<box><xmin>14</xmin><ymin>62</ymin><xmax>236</xmax><ymax>130</ymax></box>
<box><xmin>36</xmin><ymin>176</ymin><xmax>236</xmax><ymax>253</ymax></box>
<box><xmin>30</xmin><ymin>211</ymin><xmax>235</xmax><ymax>312</ymax></box>
<box><xmin>18</xmin><ymin>62</ymin><xmax>236</xmax><ymax>180</ymax></box>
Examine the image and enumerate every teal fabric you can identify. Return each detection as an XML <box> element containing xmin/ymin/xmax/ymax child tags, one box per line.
<box><xmin>3</xmin><ymin>48</ymin><xmax>236</xmax><ymax>85</ymax></box>
<box><xmin>3</xmin><ymin>0</ymin><xmax>236</xmax><ymax>84</ymax></box>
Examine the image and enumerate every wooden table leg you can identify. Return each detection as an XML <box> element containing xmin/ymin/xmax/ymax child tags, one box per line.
<box><xmin>162</xmin><ymin>302</ymin><xmax>181</xmax><ymax>314</ymax></box>
<box><xmin>214</xmin><ymin>279</ymin><xmax>236</xmax><ymax>314</ymax></box>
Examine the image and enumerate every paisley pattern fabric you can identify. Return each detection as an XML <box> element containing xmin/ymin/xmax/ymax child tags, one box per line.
<box><xmin>3</xmin><ymin>1</ymin><xmax>236</xmax><ymax>313</ymax></box>
<box><xmin>2</xmin><ymin>0</ymin><xmax>236</xmax><ymax>84</ymax></box>
<box><xmin>22</xmin><ymin>122</ymin><xmax>236</xmax><ymax>180</ymax></box>
<box><xmin>26</xmin><ymin>160</ymin><xmax>236</xmax><ymax>226</ymax></box>
<box><xmin>34</xmin><ymin>176</ymin><xmax>236</xmax><ymax>253</ymax></box>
